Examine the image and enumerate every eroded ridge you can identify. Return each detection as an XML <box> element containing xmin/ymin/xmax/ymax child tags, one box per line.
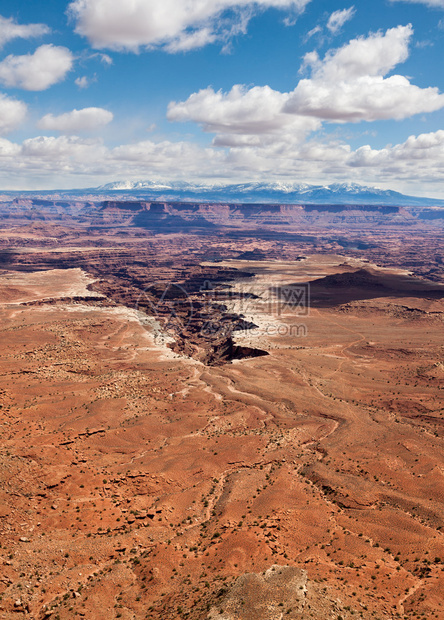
<box><xmin>0</xmin><ymin>213</ymin><xmax>443</xmax><ymax>619</ymax></box>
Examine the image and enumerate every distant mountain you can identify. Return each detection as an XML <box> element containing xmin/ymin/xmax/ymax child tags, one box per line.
<box><xmin>93</xmin><ymin>180</ymin><xmax>444</xmax><ymax>206</ymax></box>
<box><xmin>2</xmin><ymin>180</ymin><xmax>443</xmax><ymax>208</ymax></box>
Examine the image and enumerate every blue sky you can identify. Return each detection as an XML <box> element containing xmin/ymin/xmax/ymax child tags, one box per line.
<box><xmin>1</xmin><ymin>0</ymin><xmax>444</xmax><ymax>195</ymax></box>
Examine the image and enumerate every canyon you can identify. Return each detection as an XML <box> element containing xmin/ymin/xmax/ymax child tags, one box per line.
<box><xmin>0</xmin><ymin>197</ymin><xmax>443</xmax><ymax>619</ymax></box>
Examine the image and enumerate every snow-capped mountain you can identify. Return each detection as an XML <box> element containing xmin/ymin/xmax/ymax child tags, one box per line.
<box><xmin>92</xmin><ymin>180</ymin><xmax>444</xmax><ymax>206</ymax></box>
<box><xmin>97</xmin><ymin>180</ymin><xmax>199</xmax><ymax>191</ymax></box>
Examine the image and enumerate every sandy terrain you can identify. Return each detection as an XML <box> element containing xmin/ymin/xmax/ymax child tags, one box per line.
<box><xmin>0</xmin><ymin>242</ymin><xmax>443</xmax><ymax>619</ymax></box>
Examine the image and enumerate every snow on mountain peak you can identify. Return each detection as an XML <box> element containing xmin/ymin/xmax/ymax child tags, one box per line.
<box><xmin>90</xmin><ymin>180</ymin><xmax>441</xmax><ymax>206</ymax></box>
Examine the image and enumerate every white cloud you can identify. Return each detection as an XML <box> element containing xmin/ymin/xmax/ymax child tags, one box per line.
<box><xmin>37</xmin><ymin>107</ymin><xmax>113</xmax><ymax>133</ymax></box>
<box><xmin>0</xmin><ymin>21</ymin><xmax>443</xmax><ymax>194</ymax></box>
<box><xmin>0</xmin><ymin>135</ymin><xmax>224</xmax><ymax>186</ymax></box>
<box><xmin>88</xmin><ymin>52</ymin><xmax>113</xmax><ymax>65</ymax></box>
<box><xmin>301</xmin><ymin>25</ymin><xmax>412</xmax><ymax>82</ymax></box>
<box><xmin>389</xmin><ymin>0</ymin><xmax>444</xmax><ymax>6</ymax></box>
<box><xmin>0</xmin><ymin>133</ymin><xmax>334</xmax><ymax>186</ymax></box>
<box><xmin>0</xmin><ymin>45</ymin><xmax>74</xmax><ymax>91</ymax></box>
<box><xmin>20</xmin><ymin>135</ymin><xmax>106</xmax><ymax>161</ymax></box>
<box><xmin>305</xmin><ymin>24</ymin><xmax>322</xmax><ymax>40</ymax></box>
<box><xmin>68</xmin><ymin>0</ymin><xmax>311</xmax><ymax>52</ymax></box>
<box><xmin>75</xmin><ymin>76</ymin><xmax>90</xmax><ymax>89</ymax></box>
<box><xmin>150</xmin><ymin>24</ymin><xmax>444</xmax><ymax>195</ymax></box>
<box><xmin>349</xmin><ymin>129</ymin><xmax>444</xmax><ymax>169</ymax></box>
<box><xmin>286</xmin><ymin>73</ymin><xmax>444</xmax><ymax>121</ymax></box>
<box><xmin>3</xmin><ymin>127</ymin><xmax>444</xmax><ymax>194</ymax></box>
<box><xmin>0</xmin><ymin>14</ymin><xmax>50</xmax><ymax>49</ymax></box>
<box><xmin>0</xmin><ymin>137</ymin><xmax>21</xmax><ymax>157</ymax></box>
<box><xmin>342</xmin><ymin>129</ymin><xmax>444</xmax><ymax>190</ymax></box>
<box><xmin>110</xmin><ymin>139</ymin><xmax>221</xmax><ymax>170</ymax></box>
<box><xmin>165</xmin><ymin>27</ymin><xmax>218</xmax><ymax>53</ymax></box>
<box><xmin>168</xmin><ymin>84</ymin><xmax>321</xmax><ymax>148</ymax></box>
<box><xmin>284</xmin><ymin>25</ymin><xmax>444</xmax><ymax>121</ymax></box>
<box><xmin>0</xmin><ymin>93</ymin><xmax>27</xmax><ymax>134</ymax></box>
<box><xmin>97</xmin><ymin>53</ymin><xmax>113</xmax><ymax>65</ymax></box>
<box><xmin>168</xmin><ymin>24</ymin><xmax>444</xmax><ymax>140</ymax></box>
<box><xmin>169</xmin><ymin>85</ymin><xmax>289</xmax><ymax>134</ymax></box>
<box><xmin>219</xmin><ymin>128</ymin><xmax>444</xmax><ymax>189</ymax></box>
<box><xmin>326</xmin><ymin>7</ymin><xmax>355</xmax><ymax>34</ymax></box>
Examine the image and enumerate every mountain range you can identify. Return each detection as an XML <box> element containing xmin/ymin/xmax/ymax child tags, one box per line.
<box><xmin>88</xmin><ymin>180</ymin><xmax>444</xmax><ymax>207</ymax></box>
<box><xmin>2</xmin><ymin>180</ymin><xmax>444</xmax><ymax>209</ymax></box>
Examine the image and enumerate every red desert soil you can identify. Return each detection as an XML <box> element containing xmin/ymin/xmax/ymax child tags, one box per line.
<box><xmin>0</xmin><ymin>226</ymin><xmax>443</xmax><ymax>620</ymax></box>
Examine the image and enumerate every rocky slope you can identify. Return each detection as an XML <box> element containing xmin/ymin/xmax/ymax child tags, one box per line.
<box><xmin>0</xmin><ymin>197</ymin><xmax>434</xmax><ymax>230</ymax></box>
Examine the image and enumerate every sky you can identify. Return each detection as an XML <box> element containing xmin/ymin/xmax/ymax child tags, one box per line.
<box><xmin>1</xmin><ymin>0</ymin><xmax>444</xmax><ymax>195</ymax></box>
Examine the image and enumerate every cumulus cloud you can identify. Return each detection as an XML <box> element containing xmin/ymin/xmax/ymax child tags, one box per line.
<box><xmin>168</xmin><ymin>24</ymin><xmax>444</xmax><ymax>143</ymax></box>
<box><xmin>20</xmin><ymin>135</ymin><xmax>106</xmax><ymax>160</ymax></box>
<box><xmin>37</xmin><ymin>107</ymin><xmax>113</xmax><ymax>133</ymax></box>
<box><xmin>0</xmin><ymin>14</ymin><xmax>50</xmax><ymax>49</ymax></box>
<box><xmin>349</xmin><ymin>129</ymin><xmax>444</xmax><ymax>168</ymax></box>
<box><xmin>0</xmin><ymin>20</ymin><xmax>443</xmax><ymax>192</ymax></box>
<box><xmin>3</xmin><ymin>127</ymin><xmax>444</xmax><ymax>193</ymax></box>
<box><xmin>167</xmin><ymin>85</ymin><xmax>319</xmax><ymax>136</ymax></box>
<box><xmin>0</xmin><ymin>135</ymin><xmax>225</xmax><ymax>188</ymax></box>
<box><xmin>284</xmin><ymin>25</ymin><xmax>444</xmax><ymax>121</ymax></box>
<box><xmin>0</xmin><ymin>133</ymin><xmax>339</xmax><ymax>185</ymax></box>
<box><xmin>300</xmin><ymin>25</ymin><xmax>412</xmax><ymax>82</ymax></box>
<box><xmin>0</xmin><ymin>45</ymin><xmax>74</xmax><ymax>91</ymax></box>
<box><xmin>0</xmin><ymin>137</ymin><xmax>21</xmax><ymax>157</ymax></box>
<box><xmin>0</xmin><ymin>93</ymin><xmax>27</xmax><ymax>134</ymax></box>
<box><xmin>68</xmin><ymin>0</ymin><xmax>311</xmax><ymax>52</ymax></box>
<box><xmin>216</xmin><ymin>128</ymin><xmax>444</xmax><ymax>188</ymax></box>
<box><xmin>326</xmin><ymin>7</ymin><xmax>355</xmax><ymax>34</ymax></box>
<box><xmin>167</xmin><ymin>85</ymin><xmax>319</xmax><ymax>149</ymax></box>
<box><xmin>286</xmin><ymin>73</ymin><xmax>444</xmax><ymax>121</ymax></box>
<box><xmin>342</xmin><ymin>129</ymin><xmax>444</xmax><ymax>189</ymax></box>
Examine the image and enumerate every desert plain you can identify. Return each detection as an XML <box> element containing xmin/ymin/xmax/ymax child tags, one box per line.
<box><xmin>0</xmin><ymin>200</ymin><xmax>443</xmax><ymax>620</ymax></box>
